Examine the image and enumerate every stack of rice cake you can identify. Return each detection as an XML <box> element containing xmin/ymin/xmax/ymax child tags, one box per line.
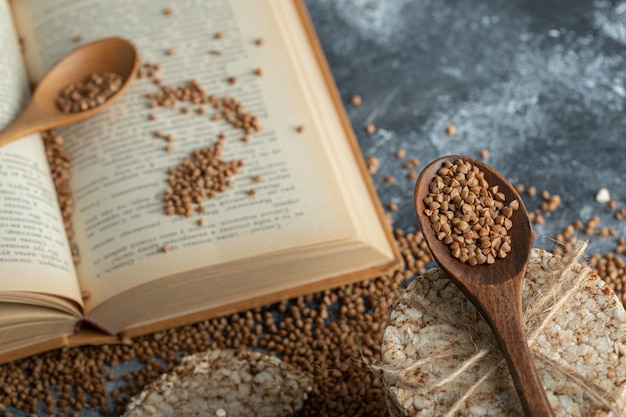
<box><xmin>123</xmin><ymin>349</ymin><xmax>312</xmax><ymax>417</ymax></box>
<box><xmin>382</xmin><ymin>248</ymin><xmax>626</xmax><ymax>416</ymax></box>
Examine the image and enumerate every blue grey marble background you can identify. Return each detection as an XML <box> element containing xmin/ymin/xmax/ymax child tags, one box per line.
<box><xmin>306</xmin><ymin>0</ymin><xmax>625</xmax><ymax>257</ymax></box>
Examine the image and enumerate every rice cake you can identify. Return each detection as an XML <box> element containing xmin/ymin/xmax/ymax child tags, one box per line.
<box><xmin>123</xmin><ymin>349</ymin><xmax>312</xmax><ymax>417</ymax></box>
<box><xmin>382</xmin><ymin>247</ymin><xmax>626</xmax><ymax>416</ymax></box>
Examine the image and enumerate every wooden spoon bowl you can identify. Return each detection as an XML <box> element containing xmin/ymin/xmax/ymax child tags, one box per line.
<box><xmin>414</xmin><ymin>155</ymin><xmax>533</xmax><ymax>287</ymax></box>
<box><xmin>414</xmin><ymin>155</ymin><xmax>554</xmax><ymax>417</ymax></box>
<box><xmin>0</xmin><ymin>37</ymin><xmax>138</xmax><ymax>147</ymax></box>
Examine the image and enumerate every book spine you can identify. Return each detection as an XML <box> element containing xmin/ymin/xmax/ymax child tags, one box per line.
<box><xmin>75</xmin><ymin>317</ymin><xmax>114</xmax><ymax>336</ymax></box>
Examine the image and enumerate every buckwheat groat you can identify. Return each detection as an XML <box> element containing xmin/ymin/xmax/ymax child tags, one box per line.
<box><xmin>123</xmin><ymin>349</ymin><xmax>312</xmax><ymax>417</ymax></box>
<box><xmin>55</xmin><ymin>72</ymin><xmax>123</xmax><ymax>113</ymax></box>
<box><xmin>382</xmin><ymin>245</ymin><xmax>626</xmax><ymax>416</ymax></box>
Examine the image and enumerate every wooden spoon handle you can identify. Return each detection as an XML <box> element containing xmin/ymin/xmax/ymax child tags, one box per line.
<box><xmin>0</xmin><ymin>104</ymin><xmax>47</xmax><ymax>147</ymax></box>
<box><xmin>481</xmin><ymin>279</ymin><xmax>554</xmax><ymax>417</ymax></box>
<box><xmin>0</xmin><ymin>118</ymin><xmax>35</xmax><ymax>147</ymax></box>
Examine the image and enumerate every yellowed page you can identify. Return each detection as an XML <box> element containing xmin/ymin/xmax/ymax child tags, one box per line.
<box><xmin>0</xmin><ymin>0</ymin><xmax>81</xmax><ymax>305</ymax></box>
<box><xmin>270</xmin><ymin>1</ymin><xmax>395</xmax><ymax>259</ymax></box>
<box><xmin>12</xmin><ymin>0</ymin><xmax>365</xmax><ymax>312</ymax></box>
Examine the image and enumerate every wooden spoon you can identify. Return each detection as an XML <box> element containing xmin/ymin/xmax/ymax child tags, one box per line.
<box><xmin>0</xmin><ymin>37</ymin><xmax>138</xmax><ymax>147</ymax></box>
<box><xmin>413</xmin><ymin>155</ymin><xmax>554</xmax><ymax>417</ymax></box>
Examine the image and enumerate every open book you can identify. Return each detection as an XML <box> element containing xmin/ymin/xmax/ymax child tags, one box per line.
<box><xmin>0</xmin><ymin>0</ymin><xmax>400</xmax><ymax>363</ymax></box>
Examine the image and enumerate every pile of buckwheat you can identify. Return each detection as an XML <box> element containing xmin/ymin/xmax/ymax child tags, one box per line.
<box><xmin>163</xmin><ymin>136</ymin><xmax>244</xmax><ymax>217</ymax></box>
<box><xmin>424</xmin><ymin>159</ymin><xmax>520</xmax><ymax>265</ymax></box>
<box><xmin>55</xmin><ymin>73</ymin><xmax>123</xmax><ymax>113</ymax></box>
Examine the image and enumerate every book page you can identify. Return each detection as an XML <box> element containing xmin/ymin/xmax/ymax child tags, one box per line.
<box><xmin>0</xmin><ymin>0</ymin><xmax>81</xmax><ymax>305</ymax></box>
<box><xmin>12</xmin><ymin>0</ymin><xmax>363</xmax><ymax>311</ymax></box>
<box><xmin>273</xmin><ymin>0</ymin><xmax>396</xmax><ymax>259</ymax></box>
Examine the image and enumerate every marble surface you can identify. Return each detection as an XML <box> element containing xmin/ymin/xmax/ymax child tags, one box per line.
<box><xmin>306</xmin><ymin>0</ymin><xmax>625</xmax><ymax>256</ymax></box>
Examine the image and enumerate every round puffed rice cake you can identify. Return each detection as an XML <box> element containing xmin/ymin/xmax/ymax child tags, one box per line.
<box><xmin>123</xmin><ymin>349</ymin><xmax>312</xmax><ymax>417</ymax></box>
<box><xmin>382</xmin><ymin>248</ymin><xmax>626</xmax><ymax>416</ymax></box>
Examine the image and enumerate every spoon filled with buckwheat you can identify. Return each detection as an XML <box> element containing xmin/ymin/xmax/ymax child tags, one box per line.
<box><xmin>0</xmin><ymin>37</ymin><xmax>138</xmax><ymax>147</ymax></box>
<box><xmin>413</xmin><ymin>155</ymin><xmax>554</xmax><ymax>417</ymax></box>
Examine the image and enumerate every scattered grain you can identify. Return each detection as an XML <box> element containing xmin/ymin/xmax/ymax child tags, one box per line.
<box><xmin>167</xmin><ymin>49</ymin><xmax>175</xmax><ymax>56</ymax></box>
<box><xmin>228</xmin><ymin>76</ymin><xmax>237</xmax><ymax>85</ymax></box>
<box><xmin>145</xmin><ymin>77</ymin><xmax>263</xmax><ymax>135</ymax></box>
<box><xmin>383</xmin><ymin>175</ymin><xmax>395</xmax><ymax>184</ymax></box>
<box><xmin>445</xmin><ymin>124</ymin><xmax>457</xmax><ymax>136</ymax></box>
<box><xmin>547</xmin><ymin>194</ymin><xmax>561</xmax><ymax>211</ymax></box>
<box><xmin>215</xmin><ymin>31</ymin><xmax>225</xmax><ymax>40</ymax></box>
<box><xmin>396</xmin><ymin>149</ymin><xmax>406</xmax><ymax>159</ymax></box>
<box><xmin>41</xmin><ymin>131</ymin><xmax>79</xmax><ymax>265</ymax></box>
<box><xmin>351</xmin><ymin>95</ymin><xmax>362</xmax><ymax>106</ymax></box>
<box><xmin>365</xmin><ymin>123</ymin><xmax>376</xmax><ymax>135</ymax></box>
<box><xmin>163</xmin><ymin>8</ymin><xmax>173</xmax><ymax>16</ymax></box>
<box><xmin>533</xmin><ymin>212</ymin><xmax>545</xmax><ymax>225</ymax></box>
<box><xmin>598</xmin><ymin>228</ymin><xmax>615</xmax><ymax>237</ymax></box>
<box><xmin>255</xmin><ymin>38</ymin><xmax>264</xmax><ymax>46</ymax></box>
<box><xmin>255</xmin><ymin>68</ymin><xmax>264</xmax><ymax>77</ymax></box>
<box><xmin>296</xmin><ymin>125</ymin><xmax>304</xmax><ymax>134</ymax></box>
<box><xmin>402</xmin><ymin>157</ymin><xmax>421</xmax><ymax>171</ymax></box>
<box><xmin>366</xmin><ymin>156</ymin><xmax>380</xmax><ymax>174</ymax></box>
<box><xmin>389</xmin><ymin>203</ymin><xmax>398</xmax><ymax>212</ymax></box>
<box><xmin>585</xmin><ymin>216</ymin><xmax>602</xmax><ymax>236</ymax></box>
<box><xmin>161</xmin><ymin>244</ymin><xmax>169</xmax><ymax>253</ymax></box>
<box><xmin>480</xmin><ymin>148</ymin><xmax>490</xmax><ymax>159</ymax></box>
<box><xmin>73</xmin><ymin>35</ymin><xmax>82</xmax><ymax>43</ymax></box>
